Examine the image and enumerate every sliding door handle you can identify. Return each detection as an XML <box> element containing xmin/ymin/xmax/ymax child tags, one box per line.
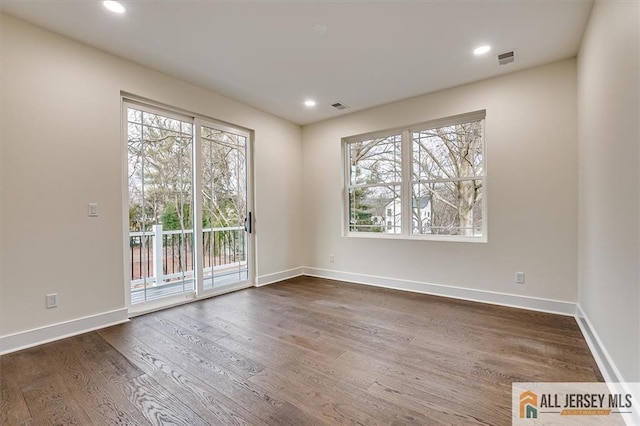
<box><xmin>244</xmin><ymin>212</ymin><xmax>252</xmax><ymax>234</ymax></box>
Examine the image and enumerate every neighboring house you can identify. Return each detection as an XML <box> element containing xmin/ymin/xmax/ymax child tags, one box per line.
<box><xmin>384</xmin><ymin>196</ymin><xmax>431</xmax><ymax>234</ymax></box>
<box><xmin>370</xmin><ymin>215</ymin><xmax>384</xmax><ymax>227</ymax></box>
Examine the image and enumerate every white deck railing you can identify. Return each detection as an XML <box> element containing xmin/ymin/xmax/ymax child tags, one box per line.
<box><xmin>129</xmin><ymin>225</ymin><xmax>246</xmax><ymax>288</ymax></box>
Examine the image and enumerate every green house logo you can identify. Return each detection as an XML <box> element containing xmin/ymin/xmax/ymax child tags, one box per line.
<box><xmin>520</xmin><ymin>391</ymin><xmax>538</xmax><ymax>419</ymax></box>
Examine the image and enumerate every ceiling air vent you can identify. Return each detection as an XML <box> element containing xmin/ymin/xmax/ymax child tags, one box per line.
<box><xmin>497</xmin><ymin>50</ymin><xmax>515</xmax><ymax>66</ymax></box>
<box><xmin>331</xmin><ymin>102</ymin><xmax>349</xmax><ymax>110</ymax></box>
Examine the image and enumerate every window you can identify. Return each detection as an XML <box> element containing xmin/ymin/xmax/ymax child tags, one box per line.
<box><xmin>344</xmin><ymin>111</ymin><xmax>486</xmax><ymax>241</ymax></box>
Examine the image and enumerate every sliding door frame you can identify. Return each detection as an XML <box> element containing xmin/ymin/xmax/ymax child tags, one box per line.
<box><xmin>121</xmin><ymin>94</ymin><xmax>255</xmax><ymax>316</ymax></box>
<box><xmin>194</xmin><ymin>117</ymin><xmax>255</xmax><ymax>298</ymax></box>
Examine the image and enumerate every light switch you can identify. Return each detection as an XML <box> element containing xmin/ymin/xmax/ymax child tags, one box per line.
<box><xmin>88</xmin><ymin>203</ymin><xmax>98</xmax><ymax>217</ymax></box>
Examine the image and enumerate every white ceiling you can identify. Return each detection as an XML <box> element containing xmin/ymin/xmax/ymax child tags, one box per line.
<box><xmin>0</xmin><ymin>0</ymin><xmax>593</xmax><ymax>125</ymax></box>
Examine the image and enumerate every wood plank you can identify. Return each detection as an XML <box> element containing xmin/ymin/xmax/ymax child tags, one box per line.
<box><xmin>40</xmin><ymin>335</ymin><xmax>152</xmax><ymax>426</ymax></box>
<box><xmin>100</xmin><ymin>321</ymin><xmax>284</xmax><ymax>419</ymax></box>
<box><xmin>98</xmin><ymin>326</ymin><xmax>270</xmax><ymax>425</ymax></box>
<box><xmin>117</xmin><ymin>373</ymin><xmax>210</xmax><ymax>426</ymax></box>
<box><xmin>192</xmin><ymin>313</ymin><xmax>375</xmax><ymax>390</ymax></box>
<box><xmin>0</xmin><ymin>355</ymin><xmax>32</xmax><ymax>425</ymax></box>
<box><xmin>247</xmin><ymin>367</ymin><xmax>385</xmax><ymax>425</ymax></box>
<box><xmin>181</xmin><ymin>304</ymin><xmax>346</xmax><ymax>359</ymax></box>
<box><xmin>265</xmin><ymin>401</ymin><xmax>332</xmax><ymax>426</ymax></box>
<box><xmin>367</xmin><ymin>377</ymin><xmax>505</xmax><ymax>425</ymax></box>
<box><xmin>134</xmin><ymin>312</ymin><xmax>265</xmax><ymax>378</ymax></box>
<box><xmin>249</xmin><ymin>361</ymin><xmax>438</xmax><ymax>425</ymax></box>
<box><xmin>21</xmin><ymin>373</ymin><xmax>93</xmax><ymax>425</ymax></box>
<box><xmin>72</xmin><ymin>328</ymin><xmax>145</xmax><ymax>384</ymax></box>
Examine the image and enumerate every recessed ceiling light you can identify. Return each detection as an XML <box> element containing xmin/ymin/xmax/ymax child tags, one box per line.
<box><xmin>103</xmin><ymin>1</ymin><xmax>126</xmax><ymax>14</ymax></box>
<box><xmin>473</xmin><ymin>45</ymin><xmax>491</xmax><ymax>55</ymax></box>
<box><xmin>304</xmin><ymin>100</ymin><xmax>316</xmax><ymax>107</ymax></box>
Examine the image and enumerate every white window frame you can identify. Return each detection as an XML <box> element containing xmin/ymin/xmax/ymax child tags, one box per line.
<box><xmin>342</xmin><ymin>110</ymin><xmax>487</xmax><ymax>243</ymax></box>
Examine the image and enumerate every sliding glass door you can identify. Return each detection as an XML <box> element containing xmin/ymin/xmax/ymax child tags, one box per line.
<box><xmin>200</xmin><ymin>123</ymin><xmax>249</xmax><ymax>291</ymax></box>
<box><xmin>125</xmin><ymin>101</ymin><xmax>252</xmax><ymax>308</ymax></box>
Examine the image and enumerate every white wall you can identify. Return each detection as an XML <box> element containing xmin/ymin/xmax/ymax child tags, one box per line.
<box><xmin>0</xmin><ymin>14</ymin><xmax>303</xmax><ymax>338</ymax></box>
<box><xmin>577</xmin><ymin>1</ymin><xmax>640</xmax><ymax>382</ymax></box>
<box><xmin>302</xmin><ymin>59</ymin><xmax>578</xmax><ymax>304</ymax></box>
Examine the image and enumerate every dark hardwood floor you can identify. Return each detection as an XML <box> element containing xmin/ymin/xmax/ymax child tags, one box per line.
<box><xmin>1</xmin><ymin>276</ymin><xmax>607</xmax><ymax>425</ymax></box>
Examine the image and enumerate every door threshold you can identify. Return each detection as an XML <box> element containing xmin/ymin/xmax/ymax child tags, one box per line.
<box><xmin>128</xmin><ymin>282</ymin><xmax>253</xmax><ymax>318</ymax></box>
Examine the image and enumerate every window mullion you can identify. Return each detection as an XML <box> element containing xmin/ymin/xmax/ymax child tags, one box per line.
<box><xmin>193</xmin><ymin>119</ymin><xmax>204</xmax><ymax>296</ymax></box>
<box><xmin>343</xmin><ymin>142</ymin><xmax>351</xmax><ymax>234</ymax></box>
<box><xmin>350</xmin><ymin>181</ymin><xmax>403</xmax><ymax>190</ymax></box>
<box><xmin>401</xmin><ymin>129</ymin><xmax>412</xmax><ymax>237</ymax></box>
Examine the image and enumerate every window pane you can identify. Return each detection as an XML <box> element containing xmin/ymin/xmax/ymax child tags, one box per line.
<box><xmin>181</xmin><ymin>121</ymin><xmax>193</xmax><ymax>136</ymax></box>
<box><xmin>412</xmin><ymin>180</ymin><xmax>483</xmax><ymax>236</ymax></box>
<box><xmin>127</xmin><ymin>123</ymin><xmax>143</xmax><ymax>230</ymax></box>
<box><xmin>142</xmin><ymin>111</ymin><xmax>183</xmax><ymax>133</ymax></box>
<box><xmin>127</xmin><ymin>108</ymin><xmax>141</xmax><ymax>123</ymax></box>
<box><xmin>349</xmin><ymin>134</ymin><xmax>402</xmax><ymax>186</ymax></box>
<box><xmin>201</xmin><ymin>126</ymin><xmax>248</xmax><ymax>290</ymax></box>
<box><xmin>349</xmin><ymin>185</ymin><xmax>400</xmax><ymax>233</ymax></box>
<box><xmin>127</xmin><ymin>106</ymin><xmax>194</xmax><ymax>305</ymax></box>
<box><xmin>412</xmin><ymin>120</ymin><xmax>483</xmax><ymax>181</ymax></box>
<box><xmin>202</xmin><ymin>127</ymin><xmax>246</xmax><ymax>147</ymax></box>
<box><xmin>201</xmin><ymin>127</ymin><xmax>247</xmax><ymax>229</ymax></box>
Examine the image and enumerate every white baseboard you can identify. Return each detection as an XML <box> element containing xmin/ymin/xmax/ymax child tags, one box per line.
<box><xmin>256</xmin><ymin>267</ymin><xmax>304</xmax><ymax>287</ymax></box>
<box><xmin>575</xmin><ymin>305</ymin><xmax>639</xmax><ymax>426</ymax></box>
<box><xmin>575</xmin><ymin>304</ymin><xmax>626</xmax><ymax>383</ymax></box>
<box><xmin>0</xmin><ymin>308</ymin><xmax>129</xmax><ymax>355</ymax></box>
<box><xmin>302</xmin><ymin>267</ymin><xmax>577</xmax><ymax>316</ymax></box>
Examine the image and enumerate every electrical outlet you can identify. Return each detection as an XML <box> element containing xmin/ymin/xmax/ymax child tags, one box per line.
<box><xmin>88</xmin><ymin>203</ymin><xmax>98</xmax><ymax>217</ymax></box>
<box><xmin>515</xmin><ymin>272</ymin><xmax>525</xmax><ymax>284</ymax></box>
<box><xmin>329</xmin><ymin>254</ymin><xmax>335</xmax><ymax>263</ymax></box>
<box><xmin>46</xmin><ymin>293</ymin><xmax>58</xmax><ymax>308</ymax></box>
